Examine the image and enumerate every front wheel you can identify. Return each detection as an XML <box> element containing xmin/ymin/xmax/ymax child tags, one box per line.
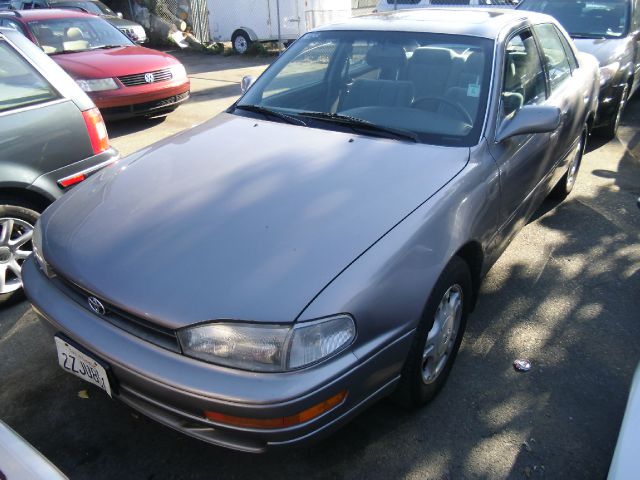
<box><xmin>393</xmin><ymin>256</ymin><xmax>471</xmax><ymax>408</ymax></box>
<box><xmin>0</xmin><ymin>204</ymin><xmax>39</xmax><ymax>307</ymax></box>
<box><xmin>596</xmin><ymin>84</ymin><xmax>629</xmax><ymax>141</ymax></box>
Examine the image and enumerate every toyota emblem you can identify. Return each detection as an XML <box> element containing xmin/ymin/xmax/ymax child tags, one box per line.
<box><xmin>144</xmin><ymin>72</ymin><xmax>155</xmax><ymax>83</ymax></box>
<box><xmin>88</xmin><ymin>296</ymin><xmax>106</xmax><ymax>316</ymax></box>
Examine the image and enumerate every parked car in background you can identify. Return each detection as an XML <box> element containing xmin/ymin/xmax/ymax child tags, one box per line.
<box><xmin>0</xmin><ymin>10</ymin><xmax>189</xmax><ymax>119</ymax></box>
<box><xmin>376</xmin><ymin>0</ymin><xmax>515</xmax><ymax>11</ymax></box>
<box><xmin>0</xmin><ymin>26</ymin><xmax>117</xmax><ymax>305</ymax></box>
<box><xmin>0</xmin><ymin>0</ymin><xmax>48</xmax><ymax>9</ymax></box>
<box><xmin>24</xmin><ymin>8</ymin><xmax>598</xmax><ymax>451</ymax></box>
<box><xmin>517</xmin><ymin>0</ymin><xmax>640</xmax><ymax>139</ymax></box>
<box><xmin>0</xmin><ymin>420</ymin><xmax>67</xmax><ymax>479</ymax></box>
<box><xmin>48</xmin><ymin>0</ymin><xmax>147</xmax><ymax>43</ymax></box>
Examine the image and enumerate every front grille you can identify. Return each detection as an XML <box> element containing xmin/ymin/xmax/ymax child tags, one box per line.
<box><xmin>118</xmin><ymin>68</ymin><xmax>173</xmax><ymax>87</ymax></box>
<box><xmin>51</xmin><ymin>274</ymin><xmax>181</xmax><ymax>353</ymax></box>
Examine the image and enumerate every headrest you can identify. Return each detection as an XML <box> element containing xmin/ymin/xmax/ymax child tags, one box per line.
<box><xmin>66</xmin><ymin>27</ymin><xmax>83</xmax><ymax>40</ymax></box>
<box><xmin>365</xmin><ymin>44</ymin><xmax>407</xmax><ymax>70</ymax></box>
<box><xmin>463</xmin><ymin>51</ymin><xmax>484</xmax><ymax>72</ymax></box>
<box><xmin>410</xmin><ymin>47</ymin><xmax>452</xmax><ymax>65</ymax></box>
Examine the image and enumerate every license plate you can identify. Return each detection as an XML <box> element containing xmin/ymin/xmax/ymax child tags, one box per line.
<box><xmin>54</xmin><ymin>337</ymin><xmax>112</xmax><ymax>397</ymax></box>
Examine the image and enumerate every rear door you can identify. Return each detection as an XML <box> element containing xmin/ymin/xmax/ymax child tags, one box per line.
<box><xmin>532</xmin><ymin>23</ymin><xmax>582</xmax><ymax>170</ymax></box>
<box><xmin>0</xmin><ymin>36</ymin><xmax>93</xmax><ymax>188</ymax></box>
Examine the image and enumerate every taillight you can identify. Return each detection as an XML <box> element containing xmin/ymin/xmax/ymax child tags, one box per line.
<box><xmin>82</xmin><ymin>107</ymin><xmax>109</xmax><ymax>155</ymax></box>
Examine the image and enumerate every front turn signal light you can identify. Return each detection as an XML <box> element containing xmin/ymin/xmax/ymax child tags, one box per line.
<box><xmin>204</xmin><ymin>390</ymin><xmax>347</xmax><ymax>429</ymax></box>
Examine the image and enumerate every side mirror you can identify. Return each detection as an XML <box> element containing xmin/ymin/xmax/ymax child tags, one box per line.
<box><xmin>116</xmin><ymin>11</ymin><xmax>123</xmax><ymax>18</ymax></box>
<box><xmin>240</xmin><ymin>75</ymin><xmax>256</xmax><ymax>94</ymax></box>
<box><xmin>496</xmin><ymin>105</ymin><xmax>561</xmax><ymax>143</ymax></box>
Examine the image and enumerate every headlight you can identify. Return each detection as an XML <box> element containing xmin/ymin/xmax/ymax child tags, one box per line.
<box><xmin>599</xmin><ymin>62</ymin><xmax>620</xmax><ymax>86</ymax></box>
<box><xmin>32</xmin><ymin>220</ymin><xmax>55</xmax><ymax>278</ymax></box>
<box><xmin>134</xmin><ymin>25</ymin><xmax>147</xmax><ymax>40</ymax></box>
<box><xmin>76</xmin><ymin>78</ymin><xmax>119</xmax><ymax>92</ymax></box>
<box><xmin>177</xmin><ymin>315</ymin><xmax>356</xmax><ymax>372</ymax></box>
<box><xmin>170</xmin><ymin>63</ymin><xmax>187</xmax><ymax>81</ymax></box>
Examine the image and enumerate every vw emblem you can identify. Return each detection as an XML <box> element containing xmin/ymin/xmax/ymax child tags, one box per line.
<box><xmin>88</xmin><ymin>296</ymin><xmax>106</xmax><ymax>316</ymax></box>
<box><xmin>144</xmin><ymin>72</ymin><xmax>155</xmax><ymax>84</ymax></box>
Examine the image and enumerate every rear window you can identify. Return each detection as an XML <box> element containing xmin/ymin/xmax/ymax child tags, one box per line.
<box><xmin>0</xmin><ymin>39</ymin><xmax>59</xmax><ymax>113</ymax></box>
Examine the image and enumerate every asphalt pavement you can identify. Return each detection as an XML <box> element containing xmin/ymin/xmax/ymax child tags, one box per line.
<box><xmin>1</xmin><ymin>52</ymin><xmax>639</xmax><ymax>479</ymax></box>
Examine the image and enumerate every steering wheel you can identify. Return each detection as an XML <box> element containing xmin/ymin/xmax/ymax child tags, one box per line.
<box><xmin>412</xmin><ymin>96</ymin><xmax>473</xmax><ymax>126</ymax></box>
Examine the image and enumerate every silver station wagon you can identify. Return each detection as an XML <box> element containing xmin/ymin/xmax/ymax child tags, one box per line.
<box><xmin>24</xmin><ymin>8</ymin><xmax>599</xmax><ymax>452</ymax></box>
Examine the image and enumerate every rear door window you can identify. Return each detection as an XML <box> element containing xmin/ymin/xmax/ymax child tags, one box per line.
<box><xmin>533</xmin><ymin>23</ymin><xmax>573</xmax><ymax>91</ymax></box>
<box><xmin>0</xmin><ymin>40</ymin><xmax>59</xmax><ymax>113</ymax></box>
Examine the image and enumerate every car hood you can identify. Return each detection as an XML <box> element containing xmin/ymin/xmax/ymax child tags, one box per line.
<box><xmin>41</xmin><ymin>114</ymin><xmax>469</xmax><ymax>329</ymax></box>
<box><xmin>574</xmin><ymin>37</ymin><xmax>630</xmax><ymax>66</ymax></box>
<box><xmin>51</xmin><ymin>46</ymin><xmax>179</xmax><ymax>79</ymax></box>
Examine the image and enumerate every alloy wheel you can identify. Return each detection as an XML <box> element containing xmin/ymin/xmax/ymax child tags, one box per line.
<box><xmin>0</xmin><ymin>217</ymin><xmax>34</xmax><ymax>294</ymax></box>
<box><xmin>421</xmin><ymin>284</ymin><xmax>463</xmax><ymax>384</ymax></box>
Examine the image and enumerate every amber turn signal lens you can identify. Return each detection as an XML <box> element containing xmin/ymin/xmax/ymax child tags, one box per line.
<box><xmin>204</xmin><ymin>390</ymin><xmax>347</xmax><ymax>429</ymax></box>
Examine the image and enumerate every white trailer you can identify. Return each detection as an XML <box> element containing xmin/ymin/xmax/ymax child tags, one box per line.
<box><xmin>208</xmin><ymin>0</ymin><xmax>352</xmax><ymax>53</ymax></box>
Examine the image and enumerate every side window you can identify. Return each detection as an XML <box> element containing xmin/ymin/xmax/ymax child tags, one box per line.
<box><xmin>555</xmin><ymin>25</ymin><xmax>578</xmax><ymax>71</ymax></box>
<box><xmin>501</xmin><ymin>29</ymin><xmax>546</xmax><ymax>118</ymax></box>
<box><xmin>0</xmin><ymin>40</ymin><xmax>59</xmax><ymax>113</ymax></box>
<box><xmin>534</xmin><ymin>23</ymin><xmax>572</xmax><ymax>91</ymax></box>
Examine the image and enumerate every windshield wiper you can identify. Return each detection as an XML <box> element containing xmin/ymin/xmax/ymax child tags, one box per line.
<box><xmin>297</xmin><ymin>111</ymin><xmax>418</xmax><ymax>143</ymax></box>
<box><xmin>233</xmin><ymin>104</ymin><xmax>307</xmax><ymax>127</ymax></box>
<box><xmin>89</xmin><ymin>44</ymin><xmax>126</xmax><ymax>50</ymax></box>
<box><xmin>571</xmin><ymin>33</ymin><xmax>606</xmax><ymax>39</ymax></box>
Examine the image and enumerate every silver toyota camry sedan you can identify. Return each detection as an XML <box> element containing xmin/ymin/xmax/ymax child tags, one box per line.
<box><xmin>23</xmin><ymin>8</ymin><xmax>599</xmax><ymax>452</ymax></box>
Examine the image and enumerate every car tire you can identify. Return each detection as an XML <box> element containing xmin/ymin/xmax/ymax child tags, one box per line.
<box><xmin>232</xmin><ymin>30</ymin><xmax>252</xmax><ymax>55</ymax></box>
<box><xmin>0</xmin><ymin>203</ymin><xmax>39</xmax><ymax>307</ymax></box>
<box><xmin>393</xmin><ymin>256</ymin><xmax>471</xmax><ymax>408</ymax></box>
<box><xmin>596</xmin><ymin>83</ymin><xmax>629</xmax><ymax>141</ymax></box>
<box><xmin>550</xmin><ymin>128</ymin><xmax>587</xmax><ymax>200</ymax></box>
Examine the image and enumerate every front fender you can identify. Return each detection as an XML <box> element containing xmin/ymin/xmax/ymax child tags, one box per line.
<box><xmin>297</xmin><ymin>142</ymin><xmax>500</xmax><ymax>365</ymax></box>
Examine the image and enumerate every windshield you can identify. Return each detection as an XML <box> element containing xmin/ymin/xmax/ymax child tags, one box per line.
<box><xmin>236</xmin><ymin>30</ymin><xmax>494</xmax><ymax>147</ymax></box>
<box><xmin>28</xmin><ymin>16</ymin><xmax>132</xmax><ymax>54</ymax></box>
<box><xmin>518</xmin><ymin>0</ymin><xmax>630</xmax><ymax>38</ymax></box>
<box><xmin>54</xmin><ymin>0</ymin><xmax>116</xmax><ymax>15</ymax></box>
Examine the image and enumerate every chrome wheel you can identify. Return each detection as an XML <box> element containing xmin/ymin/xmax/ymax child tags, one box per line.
<box><xmin>421</xmin><ymin>284</ymin><xmax>463</xmax><ymax>384</ymax></box>
<box><xmin>566</xmin><ymin>135</ymin><xmax>584</xmax><ymax>191</ymax></box>
<box><xmin>0</xmin><ymin>217</ymin><xmax>33</xmax><ymax>294</ymax></box>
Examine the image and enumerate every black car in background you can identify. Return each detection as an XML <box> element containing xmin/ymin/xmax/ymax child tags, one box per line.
<box><xmin>0</xmin><ymin>26</ymin><xmax>118</xmax><ymax>305</ymax></box>
<box><xmin>517</xmin><ymin>0</ymin><xmax>640</xmax><ymax>138</ymax></box>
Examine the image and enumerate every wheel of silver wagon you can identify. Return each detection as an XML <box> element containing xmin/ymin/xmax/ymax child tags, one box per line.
<box><xmin>0</xmin><ymin>204</ymin><xmax>39</xmax><ymax>306</ymax></box>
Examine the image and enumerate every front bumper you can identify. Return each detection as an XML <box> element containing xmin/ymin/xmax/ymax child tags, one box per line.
<box><xmin>91</xmin><ymin>79</ymin><xmax>190</xmax><ymax>120</ymax></box>
<box><xmin>22</xmin><ymin>258</ymin><xmax>411</xmax><ymax>452</ymax></box>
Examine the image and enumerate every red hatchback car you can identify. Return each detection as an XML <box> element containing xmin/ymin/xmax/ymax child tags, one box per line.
<box><xmin>0</xmin><ymin>9</ymin><xmax>190</xmax><ymax>119</ymax></box>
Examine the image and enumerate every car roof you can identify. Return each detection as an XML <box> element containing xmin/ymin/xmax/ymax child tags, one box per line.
<box><xmin>314</xmin><ymin>7</ymin><xmax>556</xmax><ymax>39</ymax></box>
<box><xmin>0</xmin><ymin>8</ymin><xmax>93</xmax><ymax>20</ymax></box>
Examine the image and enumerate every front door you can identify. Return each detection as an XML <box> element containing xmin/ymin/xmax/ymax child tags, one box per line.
<box><xmin>488</xmin><ymin>28</ymin><xmax>552</xmax><ymax>230</ymax></box>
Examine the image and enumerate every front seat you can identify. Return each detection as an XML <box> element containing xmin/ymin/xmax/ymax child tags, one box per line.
<box><xmin>340</xmin><ymin>44</ymin><xmax>413</xmax><ymax>111</ymax></box>
<box><xmin>407</xmin><ymin>46</ymin><xmax>454</xmax><ymax>99</ymax></box>
<box><xmin>63</xmin><ymin>27</ymin><xmax>89</xmax><ymax>51</ymax></box>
